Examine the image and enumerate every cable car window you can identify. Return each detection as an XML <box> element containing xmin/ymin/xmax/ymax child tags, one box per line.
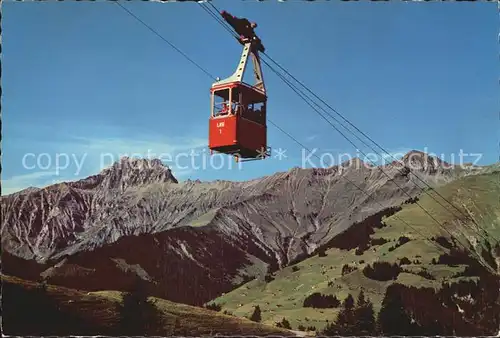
<box><xmin>254</xmin><ymin>102</ymin><xmax>265</xmax><ymax>114</ymax></box>
<box><xmin>213</xmin><ymin>89</ymin><xmax>230</xmax><ymax>117</ymax></box>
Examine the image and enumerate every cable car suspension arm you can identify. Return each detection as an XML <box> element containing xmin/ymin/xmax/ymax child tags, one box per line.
<box><xmin>213</xmin><ymin>10</ymin><xmax>266</xmax><ymax>93</ymax></box>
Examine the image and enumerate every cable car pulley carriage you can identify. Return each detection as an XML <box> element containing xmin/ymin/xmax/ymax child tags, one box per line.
<box><xmin>208</xmin><ymin>10</ymin><xmax>271</xmax><ymax>162</ymax></box>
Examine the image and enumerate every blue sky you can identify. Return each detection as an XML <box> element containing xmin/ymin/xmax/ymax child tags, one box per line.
<box><xmin>2</xmin><ymin>1</ymin><xmax>498</xmax><ymax>195</ymax></box>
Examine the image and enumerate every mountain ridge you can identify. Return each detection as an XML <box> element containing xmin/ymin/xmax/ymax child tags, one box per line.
<box><xmin>1</xmin><ymin>152</ymin><xmax>495</xmax><ymax>306</ymax></box>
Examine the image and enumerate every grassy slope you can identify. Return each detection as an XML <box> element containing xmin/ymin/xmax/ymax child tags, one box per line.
<box><xmin>1</xmin><ymin>274</ymin><xmax>294</xmax><ymax>336</ymax></box>
<box><xmin>210</xmin><ymin>170</ymin><xmax>500</xmax><ymax>332</ymax></box>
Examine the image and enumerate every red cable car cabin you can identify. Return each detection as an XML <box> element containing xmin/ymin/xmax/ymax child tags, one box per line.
<box><xmin>208</xmin><ymin>10</ymin><xmax>270</xmax><ymax>162</ymax></box>
<box><xmin>209</xmin><ymin>82</ymin><xmax>267</xmax><ymax>160</ymax></box>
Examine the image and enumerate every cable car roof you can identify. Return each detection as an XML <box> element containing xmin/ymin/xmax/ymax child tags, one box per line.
<box><xmin>211</xmin><ymin>81</ymin><xmax>267</xmax><ymax>102</ymax></box>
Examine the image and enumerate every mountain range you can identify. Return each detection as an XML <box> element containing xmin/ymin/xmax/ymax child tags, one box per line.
<box><xmin>2</xmin><ymin>150</ymin><xmax>499</xmax><ymax>335</ymax></box>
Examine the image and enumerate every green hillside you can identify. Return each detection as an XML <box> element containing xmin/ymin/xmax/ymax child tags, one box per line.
<box><xmin>1</xmin><ymin>274</ymin><xmax>294</xmax><ymax>336</ymax></box>
<box><xmin>209</xmin><ymin>170</ymin><xmax>500</xmax><ymax>332</ymax></box>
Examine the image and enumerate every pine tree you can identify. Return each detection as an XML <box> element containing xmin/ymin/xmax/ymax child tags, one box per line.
<box><xmin>276</xmin><ymin>317</ymin><xmax>291</xmax><ymax>329</ymax></box>
<box><xmin>249</xmin><ymin>305</ymin><xmax>262</xmax><ymax>322</ymax></box>
<box><xmin>322</xmin><ymin>293</ymin><xmax>356</xmax><ymax>335</ymax></box>
<box><xmin>377</xmin><ymin>284</ymin><xmax>414</xmax><ymax>335</ymax></box>
<box><xmin>355</xmin><ymin>289</ymin><xmax>375</xmax><ymax>335</ymax></box>
<box><xmin>118</xmin><ymin>278</ymin><xmax>159</xmax><ymax>335</ymax></box>
<box><xmin>344</xmin><ymin>293</ymin><xmax>355</xmax><ymax>310</ymax></box>
<box><xmin>356</xmin><ymin>289</ymin><xmax>367</xmax><ymax>307</ymax></box>
<box><xmin>30</xmin><ymin>282</ymin><xmax>54</xmax><ymax>334</ymax></box>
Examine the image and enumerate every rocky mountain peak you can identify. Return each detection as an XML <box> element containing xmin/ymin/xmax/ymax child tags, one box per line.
<box><xmin>340</xmin><ymin>157</ymin><xmax>370</xmax><ymax>169</ymax></box>
<box><xmin>98</xmin><ymin>157</ymin><xmax>178</xmax><ymax>190</ymax></box>
<box><xmin>399</xmin><ymin>150</ymin><xmax>452</xmax><ymax>174</ymax></box>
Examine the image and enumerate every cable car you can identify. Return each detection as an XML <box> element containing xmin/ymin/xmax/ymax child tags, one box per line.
<box><xmin>208</xmin><ymin>10</ymin><xmax>270</xmax><ymax>162</ymax></box>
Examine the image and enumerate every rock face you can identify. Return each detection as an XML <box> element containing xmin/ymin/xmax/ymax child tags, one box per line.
<box><xmin>1</xmin><ymin>157</ymin><xmax>178</xmax><ymax>260</ymax></box>
<box><xmin>0</xmin><ymin>153</ymin><xmax>483</xmax><ymax>305</ymax></box>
